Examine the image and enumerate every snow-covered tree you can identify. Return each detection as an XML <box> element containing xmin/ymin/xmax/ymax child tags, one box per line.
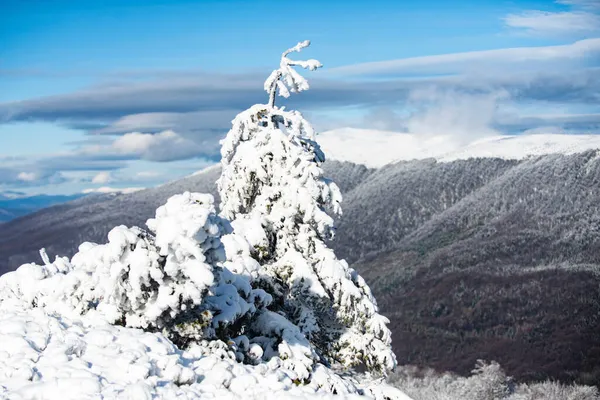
<box><xmin>218</xmin><ymin>40</ymin><xmax>396</xmax><ymax>373</ymax></box>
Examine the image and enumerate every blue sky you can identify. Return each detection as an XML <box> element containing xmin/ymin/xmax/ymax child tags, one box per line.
<box><xmin>1</xmin><ymin>0</ymin><xmax>599</xmax><ymax>195</ymax></box>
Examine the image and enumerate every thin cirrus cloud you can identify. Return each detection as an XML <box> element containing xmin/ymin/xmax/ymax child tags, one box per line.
<box><xmin>557</xmin><ymin>0</ymin><xmax>600</xmax><ymax>9</ymax></box>
<box><xmin>328</xmin><ymin>38</ymin><xmax>600</xmax><ymax>77</ymax></box>
<box><xmin>90</xmin><ymin>110</ymin><xmax>237</xmax><ymax>137</ymax></box>
<box><xmin>503</xmin><ymin>0</ymin><xmax>600</xmax><ymax>36</ymax></box>
<box><xmin>504</xmin><ymin>11</ymin><xmax>600</xmax><ymax>35</ymax></box>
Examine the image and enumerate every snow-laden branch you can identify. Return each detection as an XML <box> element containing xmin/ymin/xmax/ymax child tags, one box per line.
<box><xmin>264</xmin><ymin>40</ymin><xmax>322</xmax><ymax>108</ymax></box>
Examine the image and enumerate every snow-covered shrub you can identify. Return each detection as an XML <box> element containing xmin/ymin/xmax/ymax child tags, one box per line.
<box><xmin>0</xmin><ymin>193</ymin><xmax>267</xmax><ymax>349</ymax></box>
<box><xmin>218</xmin><ymin>40</ymin><xmax>396</xmax><ymax>374</ymax></box>
<box><xmin>510</xmin><ymin>380</ymin><xmax>600</xmax><ymax>400</ymax></box>
<box><xmin>451</xmin><ymin>360</ymin><xmax>513</xmax><ymax>400</ymax></box>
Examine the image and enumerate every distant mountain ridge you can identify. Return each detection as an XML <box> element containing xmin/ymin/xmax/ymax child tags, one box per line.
<box><xmin>318</xmin><ymin>129</ymin><xmax>600</xmax><ymax>167</ymax></box>
<box><xmin>0</xmin><ymin>193</ymin><xmax>85</xmax><ymax>222</ymax></box>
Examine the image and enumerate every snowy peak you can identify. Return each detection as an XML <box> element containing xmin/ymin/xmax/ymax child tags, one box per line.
<box><xmin>438</xmin><ymin>134</ymin><xmax>600</xmax><ymax>162</ymax></box>
<box><xmin>317</xmin><ymin>128</ymin><xmax>440</xmax><ymax>168</ymax></box>
<box><xmin>317</xmin><ymin>128</ymin><xmax>600</xmax><ymax>167</ymax></box>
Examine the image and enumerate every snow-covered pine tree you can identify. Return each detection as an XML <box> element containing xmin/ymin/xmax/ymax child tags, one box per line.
<box><xmin>218</xmin><ymin>40</ymin><xmax>397</xmax><ymax>374</ymax></box>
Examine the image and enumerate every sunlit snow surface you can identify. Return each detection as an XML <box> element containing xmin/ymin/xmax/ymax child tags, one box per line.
<box><xmin>0</xmin><ymin>277</ymin><xmax>409</xmax><ymax>400</ymax></box>
<box><xmin>0</xmin><ymin>307</ymin><xmax>372</xmax><ymax>400</ymax></box>
<box><xmin>317</xmin><ymin>128</ymin><xmax>600</xmax><ymax>167</ymax></box>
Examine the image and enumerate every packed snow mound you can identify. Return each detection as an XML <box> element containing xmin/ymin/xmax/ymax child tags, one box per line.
<box><xmin>0</xmin><ymin>192</ymin><xmax>410</xmax><ymax>400</ymax></box>
<box><xmin>0</xmin><ymin>307</ymin><xmax>409</xmax><ymax>400</ymax></box>
<box><xmin>317</xmin><ymin>128</ymin><xmax>600</xmax><ymax>167</ymax></box>
<box><xmin>0</xmin><ymin>308</ymin><xmax>404</xmax><ymax>400</ymax></box>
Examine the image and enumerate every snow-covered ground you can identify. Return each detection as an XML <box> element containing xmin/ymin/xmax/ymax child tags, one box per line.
<box><xmin>0</xmin><ymin>307</ymin><xmax>378</xmax><ymax>400</ymax></box>
<box><xmin>317</xmin><ymin>128</ymin><xmax>600</xmax><ymax>167</ymax></box>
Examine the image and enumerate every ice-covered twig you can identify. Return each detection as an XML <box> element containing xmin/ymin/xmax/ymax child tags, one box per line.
<box><xmin>39</xmin><ymin>248</ymin><xmax>51</xmax><ymax>265</ymax></box>
<box><xmin>264</xmin><ymin>40</ymin><xmax>322</xmax><ymax>108</ymax></box>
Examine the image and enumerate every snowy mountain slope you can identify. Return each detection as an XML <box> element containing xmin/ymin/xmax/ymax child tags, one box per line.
<box><xmin>317</xmin><ymin>128</ymin><xmax>600</xmax><ymax>167</ymax></box>
<box><xmin>438</xmin><ymin>134</ymin><xmax>600</xmax><ymax>162</ymax></box>
<box><xmin>317</xmin><ymin>128</ymin><xmax>456</xmax><ymax>167</ymax></box>
<box><xmin>350</xmin><ymin>150</ymin><xmax>600</xmax><ymax>385</ymax></box>
<box><xmin>333</xmin><ymin>158</ymin><xmax>520</xmax><ymax>263</ymax></box>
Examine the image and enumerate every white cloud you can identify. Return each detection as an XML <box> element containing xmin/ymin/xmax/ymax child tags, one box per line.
<box><xmin>17</xmin><ymin>172</ymin><xmax>37</xmax><ymax>182</ymax></box>
<box><xmin>556</xmin><ymin>0</ymin><xmax>600</xmax><ymax>10</ymax></box>
<box><xmin>112</xmin><ymin>130</ymin><xmax>203</xmax><ymax>162</ymax></box>
<box><xmin>329</xmin><ymin>39</ymin><xmax>600</xmax><ymax>77</ymax></box>
<box><xmin>403</xmin><ymin>89</ymin><xmax>506</xmax><ymax>142</ymax></box>
<box><xmin>504</xmin><ymin>0</ymin><xmax>600</xmax><ymax>36</ymax></box>
<box><xmin>82</xmin><ymin>186</ymin><xmax>144</xmax><ymax>194</ymax></box>
<box><xmin>2</xmin><ymin>170</ymin><xmax>67</xmax><ymax>187</ymax></box>
<box><xmin>91</xmin><ymin>110</ymin><xmax>234</xmax><ymax>137</ymax></box>
<box><xmin>504</xmin><ymin>10</ymin><xmax>600</xmax><ymax>35</ymax></box>
<box><xmin>91</xmin><ymin>171</ymin><xmax>112</xmax><ymax>184</ymax></box>
<box><xmin>135</xmin><ymin>171</ymin><xmax>162</xmax><ymax>178</ymax></box>
<box><xmin>316</xmin><ymin>89</ymin><xmax>507</xmax><ymax>151</ymax></box>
